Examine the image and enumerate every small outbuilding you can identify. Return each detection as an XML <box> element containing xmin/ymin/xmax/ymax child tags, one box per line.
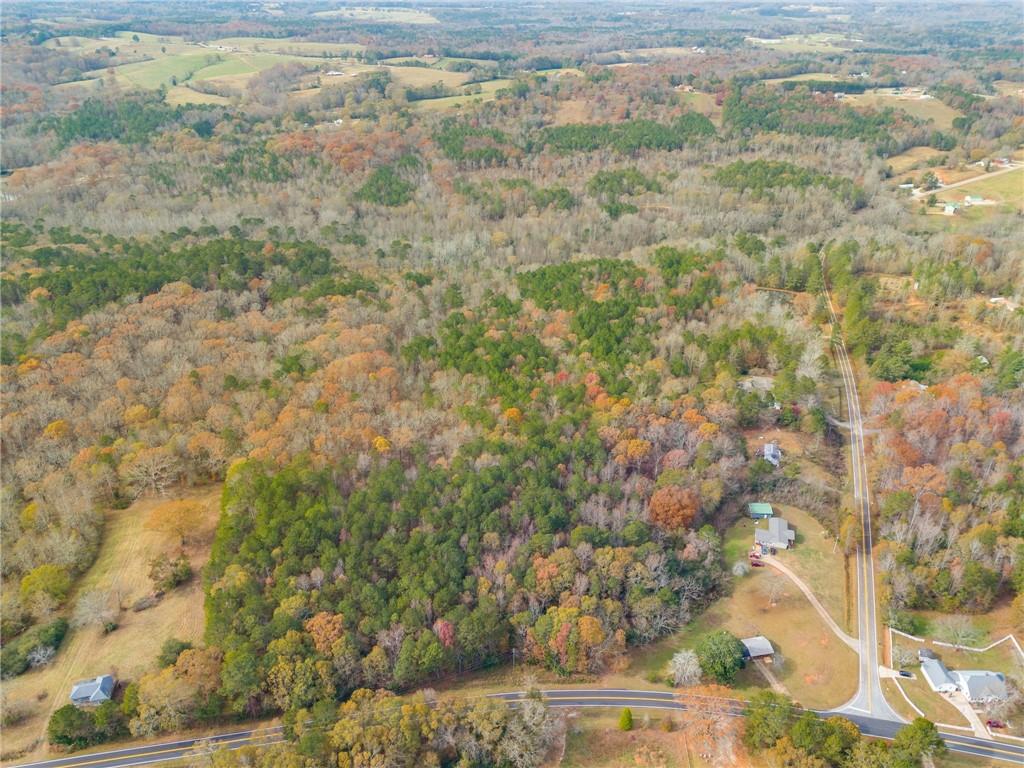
<box><xmin>748</xmin><ymin>502</ymin><xmax>774</xmax><ymax>519</ymax></box>
<box><xmin>741</xmin><ymin>635</ymin><xmax>775</xmax><ymax>661</ymax></box>
<box><xmin>763</xmin><ymin>442</ymin><xmax>782</xmax><ymax>466</ymax></box>
<box><xmin>754</xmin><ymin>517</ymin><xmax>795</xmax><ymax>551</ymax></box>
<box><xmin>70</xmin><ymin>674</ymin><xmax>116</xmax><ymax>706</ymax></box>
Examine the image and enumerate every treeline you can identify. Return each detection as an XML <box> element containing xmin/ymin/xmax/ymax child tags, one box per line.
<box><xmin>36</xmin><ymin>94</ymin><xmax>213</xmax><ymax>147</ymax></box>
<box><xmin>744</xmin><ymin>692</ymin><xmax>946</xmax><ymax>768</ymax></box>
<box><xmin>532</xmin><ymin>113</ymin><xmax>715</xmax><ymax>154</ymax></box>
<box><xmin>713</xmin><ymin>159</ymin><xmax>868</xmax><ymax>209</ymax></box>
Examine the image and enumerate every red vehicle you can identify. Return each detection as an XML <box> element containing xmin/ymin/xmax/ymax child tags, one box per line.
<box><xmin>987</xmin><ymin>720</ymin><xmax>1006</xmax><ymax>729</ymax></box>
<box><xmin>750</xmin><ymin>561</ymin><xmax>766</xmax><ymax>568</ymax></box>
<box><xmin>749</xmin><ymin>552</ymin><xmax>761</xmax><ymax>560</ymax></box>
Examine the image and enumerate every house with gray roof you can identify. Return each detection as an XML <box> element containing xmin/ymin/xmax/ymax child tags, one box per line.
<box><xmin>953</xmin><ymin>670</ymin><xmax>1008</xmax><ymax>704</ymax></box>
<box><xmin>918</xmin><ymin>657</ymin><xmax>1008</xmax><ymax>703</ymax></box>
<box><xmin>754</xmin><ymin>517</ymin><xmax>795</xmax><ymax>550</ymax></box>
<box><xmin>69</xmin><ymin>674</ymin><xmax>115</xmax><ymax>706</ymax></box>
<box><xmin>763</xmin><ymin>442</ymin><xmax>782</xmax><ymax>467</ymax></box>
<box><xmin>920</xmin><ymin>657</ymin><xmax>957</xmax><ymax>694</ymax></box>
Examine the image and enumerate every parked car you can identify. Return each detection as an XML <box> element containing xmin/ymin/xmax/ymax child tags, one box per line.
<box><xmin>749</xmin><ymin>552</ymin><xmax>761</xmax><ymax>559</ymax></box>
<box><xmin>751</xmin><ymin>561</ymin><xmax>766</xmax><ymax>568</ymax></box>
<box><xmin>897</xmin><ymin>670</ymin><xmax>913</xmax><ymax>679</ymax></box>
<box><xmin>987</xmin><ymin>720</ymin><xmax>1006</xmax><ymax>729</ymax></box>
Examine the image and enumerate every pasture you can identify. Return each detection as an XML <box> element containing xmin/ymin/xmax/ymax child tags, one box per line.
<box><xmin>843</xmin><ymin>89</ymin><xmax>963</xmax><ymax>129</ymax></box>
<box><xmin>0</xmin><ymin>488</ymin><xmax>221</xmax><ymax>761</ymax></box>
<box><xmin>311</xmin><ymin>7</ymin><xmax>439</xmax><ymax>24</ymax></box>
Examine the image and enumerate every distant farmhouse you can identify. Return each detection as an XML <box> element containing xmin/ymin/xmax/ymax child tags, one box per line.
<box><xmin>918</xmin><ymin>652</ymin><xmax>1007</xmax><ymax>704</ymax></box>
<box><xmin>70</xmin><ymin>674</ymin><xmax>115</xmax><ymax>706</ymax></box>
<box><xmin>748</xmin><ymin>502</ymin><xmax>774</xmax><ymax>519</ymax></box>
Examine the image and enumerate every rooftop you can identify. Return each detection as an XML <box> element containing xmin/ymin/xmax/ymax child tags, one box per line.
<box><xmin>741</xmin><ymin>635</ymin><xmax>774</xmax><ymax>658</ymax></box>
<box><xmin>748</xmin><ymin>502</ymin><xmax>774</xmax><ymax>518</ymax></box>
<box><xmin>70</xmin><ymin>674</ymin><xmax>115</xmax><ymax>705</ymax></box>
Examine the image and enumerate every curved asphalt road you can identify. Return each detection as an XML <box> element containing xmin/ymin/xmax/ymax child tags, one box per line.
<box><xmin>11</xmin><ymin>690</ymin><xmax>1023</xmax><ymax>767</ymax></box>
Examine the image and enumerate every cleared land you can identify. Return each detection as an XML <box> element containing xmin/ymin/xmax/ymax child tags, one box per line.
<box><xmin>886</xmin><ymin>146</ymin><xmax>945</xmax><ymax>176</ymax></box>
<box><xmin>207</xmin><ymin>37</ymin><xmax>364</xmax><ymax>55</ymax></box>
<box><xmin>745</xmin><ymin>33</ymin><xmax>860</xmax><ymax>54</ymax></box>
<box><xmin>627</xmin><ymin>521</ymin><xmax>858</xmax><ymax>711</ymax></box>
<box><xmin>763</xmin><ymin>72</ymin><xmax>844</xmax><ymax>85</ymax></box>
<box><xmin>311</xmin><ymin>7</ymin><xmax>439</xmax><ymax>24</ymax></box>
<box><xmin>0</xmin><ymin>488</ymin><xmax>221</xmax><ymax>761</ymax></box>
<box><xmin>843</xmin><ymin>89</ymin><xmax>963</xmax><ymax>130</ymax></box>
<box><xmin>938</xmin><ymin>167</ymin><xmax>1024</xmax><ymax>209</ymax></box>
<box><xmin>678</xmin><ymin>91</ymin><xmax>722</xmax><ymax>126</ymax></box>
<box><xmin>413</xmin><ymin>79</ymin><xmax>514</xmax><ymax>111</ymax></box>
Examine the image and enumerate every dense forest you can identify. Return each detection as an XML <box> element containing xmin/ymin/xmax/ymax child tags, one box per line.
<box><xmin>1</xmin><ymin>0</ymin><xmax>1022</xmax><ymax>765</ymax></box>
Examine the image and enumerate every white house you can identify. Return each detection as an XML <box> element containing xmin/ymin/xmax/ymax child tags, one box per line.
<box><xmin>953</xmin><ymin>670</ymin><xmax>1008</xmax><ymax>704</ymax></box>
<box><xmin>921</xmin><ymin>657</ymin><xmax>957</xmax><ymax>694</ymax></box>
<box><xmin>919</xmin><ymin>657</ymin><xmax>1008</xmax><ymax>703</ymax></box>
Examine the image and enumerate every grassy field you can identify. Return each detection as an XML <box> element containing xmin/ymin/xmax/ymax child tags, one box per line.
<box><xmin>745</xmin><ymin>33</ymin><xmax>859</xmax><ymax>54</ymax></box>
<box><xmin>843</xmin><ymin>90</ymin><xmax>963</xmax><ymax>129</ymax></box>
<box><xmin>763</xmin><ymin>72</ymin><xmax>843</xmax><ymax>85</ymax></box>
<box><xmin>0</xmin><ymin>488</ymin><xmax>221</xmax><ymax>761</ymax></box>
<box><xmin>208</xmin><ymin>37</ymin><xmax>364</xmax><ymax>56</ymax></box>
<box><xmin>771</xmin><ymin>506</ymin><xmax>849</xmax><ymax>631</ymax></box>
<box><xmin>413</xmin><ymin>79</ymin><xmax>514</xmax><ymax>111</ymax></box>
<box><xmin>678</xmin><ymin>90</ymin><xmax>722</xmax><ymax>126</ymax></box>
<box><xmin>165</xmin><ymin>86</ymin><xmax>232</xmax><ymax>106</ymax></box>
<box><xmin>887</xmin><ymin>146</ymin><xmax>945</xmax><ymax>176</ymax></box>
<box><xmin>938</xmin><ymin>168</ymin><xmax>1024</xmax><ymax>208</ymax></box>
<box><xmin>311</xmin><ymin>7</ymin><xmax>439</xmax><ymax>24</ymax></box>
<box><xmin>386</xmin><ymin>65</ymin><xmax>471</xmax><ymax>88</ymax></box>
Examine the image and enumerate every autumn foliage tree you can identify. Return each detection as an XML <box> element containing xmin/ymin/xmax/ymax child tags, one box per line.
<box><xmin>648</xmin><ymin>486</ymin><xmax>700</xmax><ymax>532</ymax></box>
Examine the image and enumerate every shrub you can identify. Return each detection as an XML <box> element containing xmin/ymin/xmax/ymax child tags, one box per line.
<box><xmin>148</xmin><ymin>554</ymin><xmax>192</xmax><ymax>592</ymax></box>
<box><xmin>1</xmin><ymin>619</ymin><xmax>68</xmax><ymax>679</ymax></box>
<box><xmin>619</xmin><ymin>707</ymin><xmax>633</xmax><ymax>731</ymax></box>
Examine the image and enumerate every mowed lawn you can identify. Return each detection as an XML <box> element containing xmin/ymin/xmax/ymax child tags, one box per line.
<box><xmin>624</xmin><ymin>533</ymin><xmax>858</xmax><ymax>711</ymax></box>
<box><xmin>1</xmin><ymin>488</ymin><xmax>221</xmax><ymax>761</ymax></box>
<box><xmin>942</xmin><ymin>168</ymin><xmax>1024</xmax><ymax>207</ymax></box>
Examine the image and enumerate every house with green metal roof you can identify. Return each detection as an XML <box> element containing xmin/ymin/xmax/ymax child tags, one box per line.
<box><xmin>748</xmin><ymin>502</ymin><xmax>774</xmax><ymax>519</ymax></box>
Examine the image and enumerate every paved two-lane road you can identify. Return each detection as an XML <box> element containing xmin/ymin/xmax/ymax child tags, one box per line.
<box><xmin>820</xmin><ymin>259</ymin><xmax>904</xmax><ymax>723</ymax></box>
<box><xmin>12</xmin><ymin>691</ymin><xmax>1024</xmax><ymax>767</ymax></box>
<box><xmin>8</xmin><ymin>726</ymin><xmax>284</xmax><ymax>768</ymax></box>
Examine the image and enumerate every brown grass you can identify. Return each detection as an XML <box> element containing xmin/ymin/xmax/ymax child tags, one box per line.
<box><xmin>1</xmin><ymin>487</ymin><xmax>221</xmax><ymax>762</ymax></box>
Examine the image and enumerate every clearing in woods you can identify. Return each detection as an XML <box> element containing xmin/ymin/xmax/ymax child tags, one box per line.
<box><xmin>939</xmin><ymin>167</ymin><xmax>1024</xmax><ymax>208</ymax></box>
<box><xmin>622</xmin><ymin>518</ymin><xmax>858</xmax><ymax>711</ymax></box>
<box><xmin>842</xmin><ymin>90</ymin><xmax>963</xmax><ymax>130</ymax></box>
<box><xmin>0</xmin><ymin>488</ymin><xmax>221</xmax><ymax>762</ymax></box>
